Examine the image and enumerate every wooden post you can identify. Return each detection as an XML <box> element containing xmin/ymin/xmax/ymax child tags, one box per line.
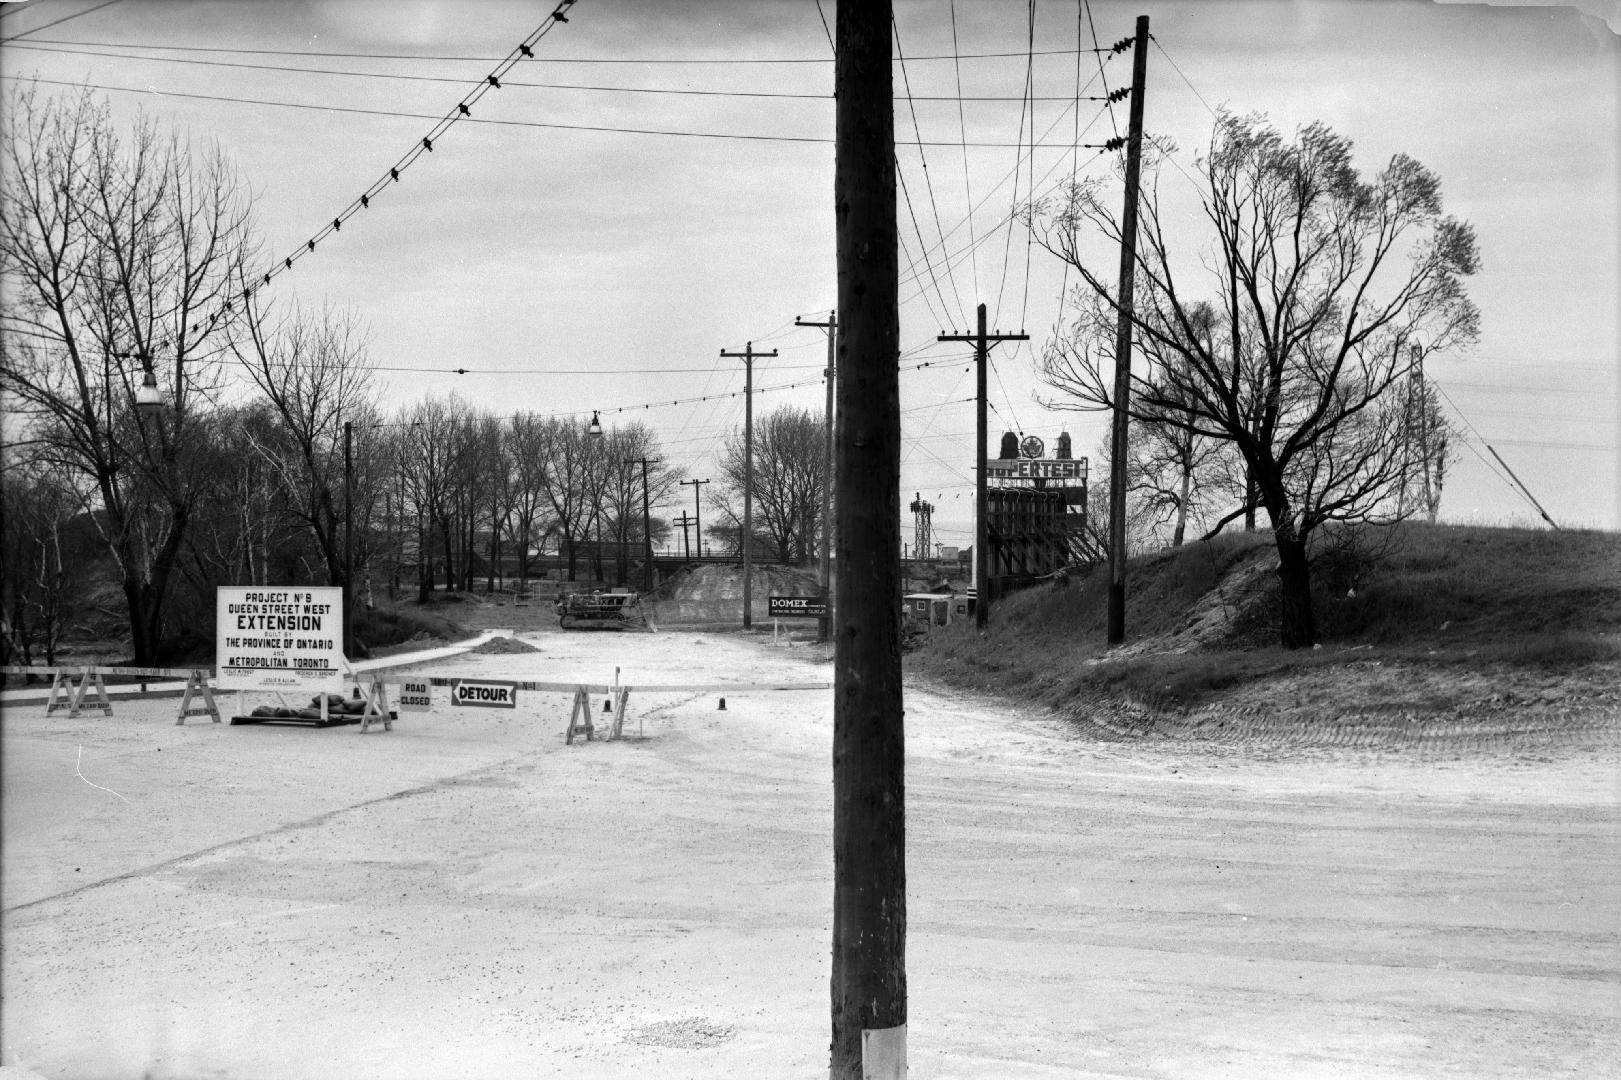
<box><xmin>625</xmin><ymin>456</ymin><xmax>660</xmax><ymax>592</ymax></box>
<box><xmin>832</xmin><ymin>2</ymin><xmax>906</xmax><ymax>1076</ymax></box>
<box><xmin>720</xmin><ymin>343</ymin><xmax>777</xmax><ymax>628</ymax></box>
<box><xmin>797</xmin><ymin>311</ymin><xmax>838</xmax><ymax>643</ymax></box>
<box><xmin>680</xmin><ymin>477</ymin><xmax>709</xmax><ymax>561</ymax></box>
<box><xmin>344</xmin><ymin>419</ymin><xmax>355</xmax><ymax>658</ymax></box>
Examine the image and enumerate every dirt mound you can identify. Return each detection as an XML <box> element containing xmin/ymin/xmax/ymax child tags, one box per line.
<box><xmin>652</xmin><ymin>563</ymin><xmax>819</xmax><ymax>602</ymax></box>
<box><xmin>468</xmin><ymin>635</ymin><xmax>543</xmax><ymax>655</ymax></box>
<box><xmin>646</xmin><ymin>563</ymin><xmax>821</xmax><ymax>628</ymax></box>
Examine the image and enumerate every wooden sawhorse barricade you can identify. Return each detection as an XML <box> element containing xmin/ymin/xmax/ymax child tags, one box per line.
<box><xmin>298</xmin><ymin>672</ymin><xmax>831</xmax><ymax>743</ymax></box>
<box><xmin>2</xmin><ymin>665</ymin><xmax>220</xmax><ymax>724</ymax></box>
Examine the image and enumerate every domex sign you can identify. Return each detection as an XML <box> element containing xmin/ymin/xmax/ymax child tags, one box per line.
<box><xmin>451</xmin><ymin>679</ymin><xmax>518</xmax><ymax>708</ymax></box>
<box><xmin>768</xmin><ymin>596</ymin><xmax>829</xmax><ymax>619</ymax></box>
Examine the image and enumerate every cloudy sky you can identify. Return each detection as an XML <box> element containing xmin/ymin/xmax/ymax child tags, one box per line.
<box><xmin>2</xmin><ymin>0</ymin><xmax>1616</xmax><ymax>545</ymax></box>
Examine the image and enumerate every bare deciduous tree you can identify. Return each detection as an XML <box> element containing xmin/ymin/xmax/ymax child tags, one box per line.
<box><xmin>1</xmin><ymin>85</ymin><xmax>257</xmax><ymax>661</ymax></box>
<box><xmin>716</xmin><ymin>405</ymin><xmax>827</xmax><ymax>564</ymax></box>
<box><xmin>1030</xmin><ymin>112</ymin><xmax>1480</xmax><ymax>646</ymax></box>
<box><xmin>232</xmin><ymin>301</ymin><xmax>375</xmax><ymax>591</ymax></box>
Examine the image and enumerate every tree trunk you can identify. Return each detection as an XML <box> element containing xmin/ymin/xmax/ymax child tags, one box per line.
<box><xmin>1172</xmin><ymin>463</ymin><xmax>1191</xmax><ymax>547</ymax></box>
<box><xmin>440</xmin><ymin>517</ymin><xmax>455</xmax><ymax>592</ymax></box>
<box><xmin>1275</xmin><ymin>533</ymin><xmax>1316</xmax><ymax>648</ymax></box>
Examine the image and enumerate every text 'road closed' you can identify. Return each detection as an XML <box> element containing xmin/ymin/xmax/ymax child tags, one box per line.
<box><xmin>451</xmin><ymin>680</ymin><xmax>518</xmax><ymax>708</ymax></box>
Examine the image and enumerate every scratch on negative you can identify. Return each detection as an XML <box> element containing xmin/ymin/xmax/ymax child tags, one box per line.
<box><xmin>76</xmin><ymin>745</ymin><xmax>130</xmax><ymax>804</ymax></box>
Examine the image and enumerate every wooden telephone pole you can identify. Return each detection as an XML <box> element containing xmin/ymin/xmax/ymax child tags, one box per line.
<box><xmin>1106</xmin><ymin>15</ymin><xmax>1150</xmax><ymax>645</ymax></box>
<box><xmin>720</xmin><ymin>342</ymin><xmax>776</xmax><ymax>628</ymax></box>
<box><xmin>679</xmin><ymin>477</ymin><xmax>709</xmax><ymax>558</ymax></box>
<box><xmin>674</xmin><ymin>511</ymin><xmax>695</xmax><ymax>559</ymax></box>
<box><xmin>938</xmin><ymin>305</ymin><xmax>1026</xmax><ymax>631</ymax></box>
<box><xmin>796</xmin><ymin>311</ymin><xmax>837</xmax><ymax>642</ymax></box>
<box><xmin>832</xmin><ymin>2</ymin><xmax>905</xmax><ymax>1077</ymax></box>
<box><xmin>343</xmin><ymin>419</ymin><xmax>355</xmax><ymax>658</ymax></box>
<box><xmin>625</xmin><ymin>456</ymin><xmax>659</xmax><ymax>592</ymax></box>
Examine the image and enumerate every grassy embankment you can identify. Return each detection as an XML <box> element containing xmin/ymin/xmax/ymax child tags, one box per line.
<box><xmin>905</xmin><ymin>523</ymin><xmax>1621</xmax><ymax>725</ymax></box>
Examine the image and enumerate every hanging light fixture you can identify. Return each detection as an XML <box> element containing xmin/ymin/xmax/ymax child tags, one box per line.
<box><xmin>586</xmin><ymin>410</ymin><xmax>603</xmax><ymax>437</ymax></box>
<box><xmin>134</xmin><ymin>364</ymin><xmax>164</xmax><ymax>418</ymax></box>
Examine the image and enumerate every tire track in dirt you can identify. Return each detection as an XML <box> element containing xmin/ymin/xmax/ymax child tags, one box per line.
<box><xmin>2</xmin><ymin>748</ymin><xmax>545</xmax><ymax>917</ymax></box>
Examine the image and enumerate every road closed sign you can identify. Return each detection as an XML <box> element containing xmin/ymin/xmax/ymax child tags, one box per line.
<box><xmin>451</xmin><ymin>679</ymin><xmax>518</xmax><ymax>708</ymax></box>
<box><xmin>398</xmin><ymin>680</ymin><xmax>433</xmax><ymax>712</ymax></box>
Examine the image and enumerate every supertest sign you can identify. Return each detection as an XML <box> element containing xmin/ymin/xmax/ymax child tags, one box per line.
<box><xmin>452</xmin><ymin>680</ymin><xmax>518</xmax><ymax>709</ymax></box>
<box><xmin>768</xmin><ymin>596</ymin><xmax>830</xmax><ymax>619</ymax></box>
<box><xmin>216</xmin><ymin>586</ymin><xmax>344</xmax><ymax>692</ymax></box>
<box><xmin>985</xmin><ymin>458</ymin><xmax>1087</xmax><ymax>480</ymax></box>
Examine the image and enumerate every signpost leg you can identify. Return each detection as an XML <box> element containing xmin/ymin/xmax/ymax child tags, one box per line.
<box><xmin>609</xmin><ymin>687</ymin><xmax>631</xmax><ymax>740</ymax></box>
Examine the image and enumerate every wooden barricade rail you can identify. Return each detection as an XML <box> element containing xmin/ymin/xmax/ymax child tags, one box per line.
<box><xmin>6</xmin><ymin>663</ymin><xmax>829</xmax><ymax>742</ymax></box>
<box><xmin>2</xmin><ymin>664</ymin><xmax>213</xmax><ymax>722</ymax></box>
<box><xmin>351</xmin><ymin>672</ymin><xmax>830</xmax><ymax>742</ymax></box>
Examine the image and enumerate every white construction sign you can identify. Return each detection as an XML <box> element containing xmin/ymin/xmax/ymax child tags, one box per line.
<box><xmin>398</xmin><ymin>679</ymin><xmax>433</xmax><ymax>712</ymax></box>
<box><xmin>452</xmin><ymin>680</ymin><xmax>518</xmax><ymax>709</ymax></box>
<box><xmin>216</xmin><ymin>586</ymin><xmax>345</xmax><ymax>692</ymax></box>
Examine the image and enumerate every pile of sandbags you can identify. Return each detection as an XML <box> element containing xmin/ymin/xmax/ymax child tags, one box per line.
<box><xmin>247</xmin><ymin>693</ymin><xmax>370</xmax><ymax>721</ymax></box>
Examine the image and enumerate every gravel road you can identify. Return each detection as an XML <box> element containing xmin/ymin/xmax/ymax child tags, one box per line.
<box><xmin>3</xmin><ymin>628</ymin><xmax>1616</xmax><ymax>1078</ymax></box>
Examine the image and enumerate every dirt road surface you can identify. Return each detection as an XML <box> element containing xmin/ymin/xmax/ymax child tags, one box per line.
<box><xmin>3</xmin><ymin>629</ymin><xmax>1617</xmax><ymax>1078</ymax></box>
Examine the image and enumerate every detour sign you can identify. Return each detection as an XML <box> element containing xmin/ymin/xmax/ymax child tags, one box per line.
<box><xmin>451</xmin><ymin>680</ymin><xmax>518</xmax><ymax>708</ymax></box>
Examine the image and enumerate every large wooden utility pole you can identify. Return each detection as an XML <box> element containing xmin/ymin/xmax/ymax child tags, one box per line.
<box><xmin>720</xmin><ymin>342</ymin><xmax>776</xmax><ymax>628</ymax></box>
<box><xmin>625</xmin><ymin>456</ymin><xmax>659</xmax><ymax>592</ymax></box>
<box><xmin>679</xmin><ymin>477</ymin><xmax>709</xmax><ymax>558</ymax></box>
<box><xmin>796</xmin><ymin>311</ymin><xmax>837</xmax><ymax>642</ymax></box>
<box><xmin>832</xmin><ymin>3</ymin><xmax>905</xmax><ymax>1077</ymax></box>
<box><xmin>938</xmin><ymin>304</ymin><xmax>1026</xmax><ymax>630</ymax></box>
<box><xmin>1106</xmin><ymin>15</ymin><xmax>1150</xmax><ymax>645</ymax></box>
<box><xmin>343</xmin><ymin>419</ymin><xmax>354</xmax><ymax>658</ymax></box>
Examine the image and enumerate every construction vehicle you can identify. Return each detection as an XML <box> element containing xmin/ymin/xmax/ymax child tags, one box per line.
<box><xmin>555</xmin><ymin>590</ymin><xmax>651</xmax><ymax>631</ymax></box>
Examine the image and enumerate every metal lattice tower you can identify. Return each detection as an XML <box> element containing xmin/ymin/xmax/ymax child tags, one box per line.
<box><xmin>909</xmin><ymin>492</ymin><xmax>934</xmax><ymax>559</ymax></box>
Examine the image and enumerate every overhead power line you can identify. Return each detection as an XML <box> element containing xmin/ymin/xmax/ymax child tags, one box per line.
<box><xmin>10</xmin><ymin>2</ymin><xmax>587</xmax><ymax>367</ymax></box>
<box><xmin>0</xmin><ymin>75</ymin><xmax>1123</xmax><ymax>148</ymax></box>
<box><xmin>3</xmin><ymin>41</ymin><xmax>1122</xmax><ymax>101</ymax></box>
<box><xmin>0</xmin><ymin>0</ymin><xmax>124</xmax><ymax>43</ymax></box>
<box><xmin>2</xmin><ymin>36</ymin><xmax>1119</xmax><ymax>62</ymax></box>
<box><xmin>1431</xmin><ymin>378</ymin><xmax>1565</xmax><ymax>528</ymax></box>
<box><xmin>374</xmin><ymin>362</ymin><xmax>826</xmax><ymax>376</ymax></box>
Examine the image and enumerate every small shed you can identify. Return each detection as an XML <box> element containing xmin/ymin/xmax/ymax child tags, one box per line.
<box><xmin>903</xmin><ymin>592</ymin><xmax>973</xmax><ymax>627</ymax></box>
